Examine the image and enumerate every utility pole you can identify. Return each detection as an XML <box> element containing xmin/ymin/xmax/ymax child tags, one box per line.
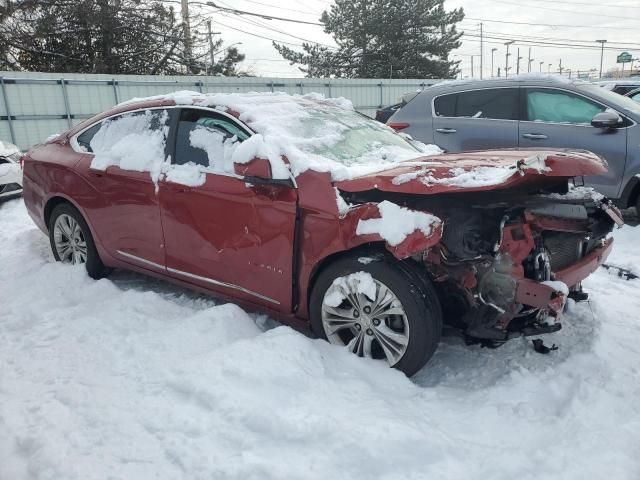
<box><xmin>181</xmin><ymin>0</ymin><xmax>194</xmax><ymax>73</ymax></box>
<box><xmin>491</xmin><ymin>48</ymin><xmax>497</xmax><ymax>77</ymax></box>
<box><xmin>539</xmin><ymin>61</ymin><xmax>544</xmax><ymax>72</ymax></box>
<box><xmin>596</xmin><ymin>39</ymin><xmax>607</xmax><ymax>79</ymax></box>
<box><xmin>207</xmin><ymin>20</ymin><xmax>215</xmax><ymax>75</ymax></box>
<box><xmin>527</xmin><ymin>47</ymin><xmax>532</xmax><ymax>73</ymax></box>
<box><xmin>504</xmin><ymin>40</ymin><xmax>514</xmax><ymax>78</ymax></box>
<box><xmin>471</xmin><ymin>55</ymin><xmax>474</xmax><ymax>78</ymax></box>
<box><xmin>516</xmin><ymin>48</ymin><xmax>522</xmax><ymax>75</ymax></box>
<box><xmin>479</xmin><ymin>22</ymin><xmax>484</xmax><ymax>79</ymax></box>
<box><xmin>548</xmin><ymin>63</ymin><xmax>552</xmax><ymax>74</ymax></box>
<box><xmin>559</xmin><ymin>58</ymin><xmax>563</xmax><ymax>76</ymax></box>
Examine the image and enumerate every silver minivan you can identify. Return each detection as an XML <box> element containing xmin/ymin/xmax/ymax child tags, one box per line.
<box><xmin>387</xmin><ymin>77</ymin><xmax>640</xmax><ymax>209</ymax></box>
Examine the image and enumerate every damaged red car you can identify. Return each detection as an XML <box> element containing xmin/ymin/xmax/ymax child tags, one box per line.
<box><xmin>21</xmin><ymin>92</ymin><xmax>622</xmax><ymax>376</ymax></box>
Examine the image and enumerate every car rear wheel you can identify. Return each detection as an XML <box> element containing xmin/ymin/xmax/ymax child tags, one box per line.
<box><xmin>49</xmin><ymin>203</ymin><xmax>111</xmax><ymax>279</ymax></box>
<box><xmin>310</xmin><ymin>254</ymin><xmax>442</xmax><ymax>377</ymax></box>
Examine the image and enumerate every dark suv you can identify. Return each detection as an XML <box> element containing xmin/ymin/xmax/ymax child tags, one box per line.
<box><xmin>387</xmin><ymin>77</ymin><xmax>640</xmax><ymax>210</ymax></box>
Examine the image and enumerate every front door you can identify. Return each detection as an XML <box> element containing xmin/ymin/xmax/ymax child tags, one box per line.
<box><xmin>432</xmin><ymin>87</ymin><xmax>520</xmax><ymax>152</ymax></box>
<box><xmin>519</xmin><ymin>87</ymin><xmax>628</xmax><ymax>198</ymax></box>
<box><xmin>159</xmin><ymin>107</ymin><xmax>298</xmax><ymax>311</ymax></box>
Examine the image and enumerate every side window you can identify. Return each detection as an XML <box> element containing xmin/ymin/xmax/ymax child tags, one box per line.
<box><xmin>76</xmin><ymin>123</ymin><xmax>102</xmax><ymax>152</ymax></box>
<box><xmin>174</xmin><ymin>109</ymin><xmax>250</xmax><ymax>170</ymax></box>
<box><xmin>433</xmin><ymin>94</ymin><xmax>456</xmax><ymax>117</ymax></box>
<box><xmin>433</xmin><ymin>89</ymin><xmax>518</xmax><ymax>120</ymax></box>
<box><xmin>526</xmin><ymin>89</ymin><xmax>604</xmax><ymax>125</ymax></box>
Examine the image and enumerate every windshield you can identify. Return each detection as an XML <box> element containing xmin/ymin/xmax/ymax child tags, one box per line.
<box><xmin>289</xmin><ymin>104</ymin><xmax>421</xmax><ymax>166</ymax></box>
<box><xmin>579</xmin><ymin>84</ymin><xmax>640</xmax><ymax>117</ymax></box>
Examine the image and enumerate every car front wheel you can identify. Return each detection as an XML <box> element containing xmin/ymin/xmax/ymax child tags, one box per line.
<box><xmin>49</xmin><ymin>203</ymin><xmax>111</xmax><ymax>279</ymax></box>
<box><xmin>310</xmin><ymin>254</ymin><xmax>442</xmax><ymax>377</ymax></box>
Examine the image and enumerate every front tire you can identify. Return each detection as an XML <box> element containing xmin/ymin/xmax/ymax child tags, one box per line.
<box><xmin>49</xmin><ymin>203</ymin><xmax>111</xmax><ymax>279</ymax></box>
<box><xmin>310</xmin><ymin>254</ymin><xmax>442</xmax><ymax>377</ymax></box>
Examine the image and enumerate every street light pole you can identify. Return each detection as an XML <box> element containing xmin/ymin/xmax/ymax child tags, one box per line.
<box><xmin>491</xmin><ymin>48</ymin><xmax>497</xmax><ymax>77</ymax></box>
<box><xmin>479</xmin><ymin>22</ymin><xmax>484</xmax><ymax>79</ymax></box>
<box><xmin>539</xmin><ymin>61</ymin><xmax>544</xmax><ymax>72</ymax></box>
<box><xmin>596</xmin><ymin>39</ymin><xmax>607</xmax><ymax>79</ymax></box>
<box><xmin>504</xmin><ymin>41</ymin><xmax>514</xmax><ymax>78</ymax></box>
<box><xmin>527</xmin><ymin>47</ymin><xmax>532</xmax><ymax>73</ymax></box>
<box><xmin>548</xmin><ymin>63</ymin><xmax>552</xmax><ymax>74</ymax></box>
<box><xmin>516</xmin><ymin>48</ymin><xmax>523</xmax><ymax>75</ymax></box>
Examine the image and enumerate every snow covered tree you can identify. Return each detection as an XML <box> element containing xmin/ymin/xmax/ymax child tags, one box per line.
<box><xmin>0</xmin><ymin>0</ymin><xmax>244</xmax><ymax>75</ymax></box>
<box><xmin>273</xmin><ymin>0</ymin><xmax>463</xmax><ymax>79</ymax></box>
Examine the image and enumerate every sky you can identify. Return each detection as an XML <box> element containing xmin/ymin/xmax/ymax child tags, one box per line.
<box><xmin>191</xmin><ymin>0</ymin><xmax>640</xmax><ymax>79</ymax></box>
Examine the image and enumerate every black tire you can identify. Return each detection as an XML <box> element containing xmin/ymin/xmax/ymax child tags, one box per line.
<box><xmin>48</xmin><ymin>202</ymin><xmax>112</xmax><ymax>279</ymax></box>
<box><xmin>310</xmin><ymin>253</ymin><xmax>442</xmax><ymax>377</ymax></box>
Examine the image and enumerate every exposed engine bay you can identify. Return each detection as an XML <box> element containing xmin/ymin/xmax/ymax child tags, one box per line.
<box><xmin>340</xmin><ymin>179</ymin><xmax>622</xmax><ymax>345</ymax></box>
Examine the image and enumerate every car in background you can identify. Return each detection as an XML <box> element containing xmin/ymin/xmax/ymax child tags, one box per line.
<box><xmin>625</xmin><ymin>87</ymin><xmax>640</xmax><ymax>103</ymax></box>
<box><xmin>595</xmin><ymin>79</ymin><xmax>640</xmax><ymax>95</ymax></box>
<box><xmin>21</xmin><ymin>91</ymin><xmax>621</xmax><ymax>376</ymax></box>
<box><xmin>387</xmin><ymin>77</ymin><xmax>640</xmax><ymax>211</ymax></box>
<box><xmin>375</xmin><ymin>92</ymin><xmax>420</xmax><ymax>123</ymax></box>
<box><xmin>0</xmin><ymin>141</ymin><xmax>23</xmax><ymax>200</ymax></box>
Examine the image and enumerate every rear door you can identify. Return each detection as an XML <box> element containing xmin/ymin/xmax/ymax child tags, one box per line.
<box><xmin>159</xmin><ymin>107</ymin><xmax>298</xmax><ymax>312</ymax></box>
<box><xmin>432</xmin><ymin>87</ymin><xmax>519</xmax><ymax>152</ymax></box>
<box><xmin>519</xmin><ymin>87</ymin><xmax>627</xmax><ymax>197</ymax></box>
<box><xmin>75</xmin><ymin>108</ymin><xmax>170</xmax><ymax>270</ymax></box>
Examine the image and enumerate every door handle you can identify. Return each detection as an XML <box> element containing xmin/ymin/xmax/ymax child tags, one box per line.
<box><xmin>522</xmin><ymin>133</ymin><xmax>548</xmax><ymax>140</ymax></box>
<box><xmin>436</xmin><ymin>128</ymin><xmax>457</xmax><ymax>134</ymax></box>
<box><xmin>169</xmin><ymin>186</ymin><xmax>192</xmax><ymax>193</ymax></box>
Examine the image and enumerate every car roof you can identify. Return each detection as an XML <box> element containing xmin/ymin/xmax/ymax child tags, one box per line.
<box><xmin>417</xmin><ymin>75</ymin><xmax>590</xmax><ymax>96</ymax></box>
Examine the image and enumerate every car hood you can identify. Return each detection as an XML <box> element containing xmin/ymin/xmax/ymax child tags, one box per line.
<box><xmin>335</xmin><ymin>149</ymin><xmax>608</xmax><ymax>195</ymax></box>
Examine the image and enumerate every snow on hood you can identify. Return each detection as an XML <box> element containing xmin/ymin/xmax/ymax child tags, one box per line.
<box><xmin>117</xmin><ymin>91</ymin><xmax>441</xmax><ymax>181</ymax></box>
<box><xmin>336</xmin><ymin>149</ymin><xmax>608</xmax><ymax>195</ymax></box>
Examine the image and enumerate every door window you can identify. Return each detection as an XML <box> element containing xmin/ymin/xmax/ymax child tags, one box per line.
<box><xmin>76</xmin><ymin>123</ymin><xmax>102</xmax><ymax>152</ymax></box>
<box><xmin>174</xmin><ymin>109</ymin><xmax>250</xmax><ymax>172</ymax></box>
<box><xmin>433</xmin><ymin>88</ymin><xmax>518</xmax><ymax>120</ymax></box>
<box><xmin>526</xmin><ymin>89</ymin><xmax>604</xmax><ymax>125</ymax></box>
<box><xmin>89</xmin><ymin>109</ymin><xmax>170</xmax><ymax>175</ymax></box>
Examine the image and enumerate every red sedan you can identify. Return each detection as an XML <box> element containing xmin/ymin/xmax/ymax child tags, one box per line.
<box><xmin>22</xmin><ymin>92</ymin><xmax>621</xmax><ymax>376</ymax></box>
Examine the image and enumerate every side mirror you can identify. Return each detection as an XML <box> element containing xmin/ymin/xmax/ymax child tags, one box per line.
<box><xmin>591</xmin><ymin>111</ymin><xmax>621</xmax><ymax>129</ymax></box>
<box><xmin>234</xmin><ymin>157</ymin><xmax>272</xmax><ymax>179</ymax></box>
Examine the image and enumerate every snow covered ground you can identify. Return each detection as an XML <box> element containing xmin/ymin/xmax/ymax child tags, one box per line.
<box><xmin>1</xmin><ymin>197</ymin><xmax>639</xmax><ymax>480</ymax></box>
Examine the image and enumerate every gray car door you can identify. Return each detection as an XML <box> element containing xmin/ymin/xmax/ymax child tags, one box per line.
<box><xmin>519</xmin><ymin>87</ymin><xmax>627</xmax><ymax>198</ymax></box>
<box><xmin>432</xmin><ymin>87</ymin><xmax>519</xmax><ymax>152</ymax></box>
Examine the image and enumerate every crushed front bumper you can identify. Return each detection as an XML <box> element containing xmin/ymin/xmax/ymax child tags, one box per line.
<box><xmin>515</xmin><ymin>237</ymin><xmax>613</xmax><ymax>316</ymax></box>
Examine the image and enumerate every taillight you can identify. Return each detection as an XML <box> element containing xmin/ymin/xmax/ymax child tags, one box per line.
<box><xmin>19</xmin><ymin>155</ymin><xmax>26</xmax><ymax>170</ymax></box>
<box><xmin>387</xmin><ymin>122</ymin><xmax>410</xmax><ymax>131</ymax></box>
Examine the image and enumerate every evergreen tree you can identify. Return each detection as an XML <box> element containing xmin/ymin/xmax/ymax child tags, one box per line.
<box><xmin>0</xmin><ymin>0</ymin><xmax>245</xmax><ymax>75</ymax></box>
<box><xmin>274</xmin><ymin>0</ymin><xmax>463</xmax><ymax>78</ymax></box>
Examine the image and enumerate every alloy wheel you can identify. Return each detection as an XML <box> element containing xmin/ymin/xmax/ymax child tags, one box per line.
<box><xmin>53</xmin><ymin>214</ymin><xmax>88</xmax><ymax>264</ymax></box>
<box><xmin>321</xmin><ymin>276</ymin><xmax>410</xmax><ymax>366</ymax></box>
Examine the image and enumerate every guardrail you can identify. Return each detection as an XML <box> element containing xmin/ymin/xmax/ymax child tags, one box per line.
<box><xmin>0</xmin><ymin>73</ymin><xmax>447</xmax><ymax>150</ymax></box>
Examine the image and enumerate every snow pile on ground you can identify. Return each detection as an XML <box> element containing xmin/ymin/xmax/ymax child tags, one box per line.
<box><xmin>118</xmin><ymin>91</ymin><xmax>440</xmax><ymax>181</ymax></box>
<box><xmin>356</xmin><ymin>200</ymin><xmax>441</xmax><ymax>245</ymax></box>
<box><xmin>1</xmin><ymin>197</ymin><xmax>640</xmax><ymax>479</ymax></box>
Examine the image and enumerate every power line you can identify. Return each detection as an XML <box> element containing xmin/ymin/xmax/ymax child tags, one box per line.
<box><xmin>520</xmin><ymin>0</ymin><xmax>640</xmax><ymax>9</ymax></box>
<box><xmin>485</xmin><ymin>0</ymin><xmax>637</xmax><ymax>19</ymax></box>
<box><xmin>232</xmin><ymin>0</ymin><xmax>319</xmax><ymax>16</ymax></box>
<box><xmin>204</xmin><ymin>1</ymin><xmax>324</xmax><ymax>25</ymax></box>
<box><xmin>460</xmin><ymin>27</ymin><xmax>640</xmax><ymax>48</ymax></box>
<box><xmin>463</xmin><ymin>32</ymin><xmax>639</xmax><ymax>51</ymax></box>
<box><xmin>216</xmin><ymin>10</ymin><xmax>335</xmax><ymax>48</ymax></box>
<box><xmin>465</xmin><ymin>16</ymin><xmax>639</xmax><ymax>30</ymax></box>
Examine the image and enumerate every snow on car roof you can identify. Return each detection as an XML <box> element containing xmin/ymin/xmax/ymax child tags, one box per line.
<box><xmin>116</xmin><ymin>91</ymin><xmax>441</xmax><ymax>181</ymax></box>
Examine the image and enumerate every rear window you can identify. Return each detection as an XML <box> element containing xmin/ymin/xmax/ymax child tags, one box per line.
<box><xmin>433</xmin><ymin>88</ymin><xmax>518</xmax><ymax>120</ymax></box>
